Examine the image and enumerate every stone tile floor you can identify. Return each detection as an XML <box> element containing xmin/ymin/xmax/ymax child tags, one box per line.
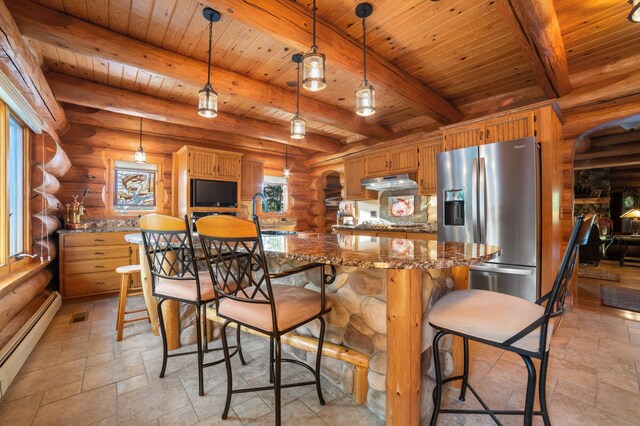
<box><xmin>0</xmin><ymin>294</ymin><xmax>639</xmax><ymax>425</ymax></box>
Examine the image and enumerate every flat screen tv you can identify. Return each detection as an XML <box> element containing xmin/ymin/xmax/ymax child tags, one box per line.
<box><xmin>190</xmin><ymin>179</ymin><xmax>238</xmax><ymax>208</ymax></box>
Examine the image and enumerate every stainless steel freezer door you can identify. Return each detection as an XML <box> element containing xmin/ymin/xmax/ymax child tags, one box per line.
<box><xmin>479</xmin><ymin>138</ymin><xmax>539</xmax><ymax>267</ymax></box>
<box><xmin>469</xmin><ymin>263</ymin><xmax>538</xmax><ymax>301</ymax></box>
<box><xmin>437</xmin><ymin>146</ymin><xmax>478</xmax><ymax>243</ymax></box>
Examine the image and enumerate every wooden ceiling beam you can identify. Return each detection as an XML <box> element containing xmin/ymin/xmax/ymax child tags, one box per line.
<box><xmin>0</xmin><ymin>1</ymin><xmax>67</xmax><ymax>135</ymax></box>
<box><xmin>574</xmin><ymin>155</ymin><xmax>640</xmax><ymax>171</ymax></box>
<box><xmin>497</xmin><ymin>0</ymin><xmax>571</xmax><ymax>98</ymax></box>
<box><xmin>7</xmin><ymin>0</ymin><xmax>391</xmax><ymax>140</ymax></box>
<box><xmin>47</xmin><ymin>72</ymin><xmax>341</xmax><ymax>153</ymax></box>
<box><xmin>591</xmin><ymin>131</ymin><xmax>640</xmax><ymax>148</ymax></box>
<box><xmin>203</xmin><ymin>0</ymin><xmax>462</xmax><ymax>125</ymax></box>
<box><xmin>574</xmin><ymin>141</ymin><xmax>640</xmax><ymax>161</ymax></box>
<box><xmin>62</xmin><ymin>105</ymin><xmax>311</xmax><ymax>159</ymax></box>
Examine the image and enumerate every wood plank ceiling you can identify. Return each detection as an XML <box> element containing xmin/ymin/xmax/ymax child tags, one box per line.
<box><xmin>14</xmin><ymin>0</ymin><xmax>640</xmax><ymax>150</ymax></box>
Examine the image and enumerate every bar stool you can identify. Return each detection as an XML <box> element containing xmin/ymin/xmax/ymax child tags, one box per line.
<box><xmin>116</xmin><ymin>264</ymin><xmax>150</xmax><ymax>341</ymax></box>
<box><xmin>428</xmin><ymin>214</ymin><xmax>595</xmax><ymax>426</ymax></box>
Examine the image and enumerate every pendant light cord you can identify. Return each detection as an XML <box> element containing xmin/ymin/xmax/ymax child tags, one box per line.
<box><xmin>139</xmin><ymin>117</ymin><xmax>143</xmax><ymax>150</ymax></box>
<box><xmin>311</xmin><ymin>0</ymin><xmax>317</xmax><ymax>51</ymax></box>
<box><xmin>206</xmin><ymin>19</ymin><xmax>213</xmax><ymax>86</ymax></box>
<box><xmin>296</xmin><ymin>61</ymin><xmax>301</xmax><ymax>114</ymax></box>
<box><xmin>362</xmin><ymin>16</ymin><xmax>367</xmax><ymax>82</ymax></box>
<box><xmin>285</xmin><ymin>144</ymin><xmax>288</xmax><ymax>168</ymax></box>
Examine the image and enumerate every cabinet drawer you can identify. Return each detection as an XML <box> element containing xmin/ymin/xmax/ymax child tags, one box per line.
<box><xmin>408</xmin><ymin>233</ymin><xmax>437</xmax><ymax>241</ymax></box>
<box><xmin>62</xmin><ymin>272</ymin><xmax>121</xmax><ymax>297</ymax></box>
<box><xmin>64</xmin><ymin>245</ymin><xmax>131</xmax><ymax>261</ymax></box>
<box><xmin>63</xmin><ymin>232</ymin><xmax>129</xmax><ymax>247</ymax></box>
<box><xmin>64</xmin><ymin>257</ymin><xmax>130</xmax><ymax>275</ymax></box>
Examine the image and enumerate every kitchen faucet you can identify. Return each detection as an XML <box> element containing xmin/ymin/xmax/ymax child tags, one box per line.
<box><xmin>251</xmin><ymin>192</ymin><xmax>267</xmax><ymax>219</ymax></box>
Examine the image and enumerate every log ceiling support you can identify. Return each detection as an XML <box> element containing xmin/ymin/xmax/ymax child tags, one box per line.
<box><xmin>497</xmin><ymin>0</ymin><xmax>572</xmax><ymax>98</ymax></box>
<box><xmin>204</xmin><ymin>0</ymin><xmax>462</xmax><ymax>125</ymax></box>
<box><xmin>47</xmin><ymin>72</ymin><xmax>342</xmax><ymax>153</ymax></box>
<box><xmin>63</xmin><ymin>105</ymin><xmax>311</xmax><ymax>158</ymax></box>
<box><xmin>0</xmin><ymin>1</ymin><xmax>67</xmax><ymax>135</ymax></box>
<box><xmin>7</xmin><ymin>0</ymin><xmax>392</xmax><ymax>140</ymax></box>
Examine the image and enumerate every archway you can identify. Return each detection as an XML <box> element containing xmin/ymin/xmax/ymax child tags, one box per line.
<box><xmin>306</xmin><ymin>166</ymin><xmax>345</xmax><ymax>233</ymax></box>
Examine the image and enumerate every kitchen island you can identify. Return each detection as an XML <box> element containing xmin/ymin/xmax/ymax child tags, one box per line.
<box><xmin>125</xmin><ymin>232</ymin><xmax>499</xmax><ymax>425</ymax></box>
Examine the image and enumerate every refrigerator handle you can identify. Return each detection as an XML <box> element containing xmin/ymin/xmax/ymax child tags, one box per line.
<box><xmin>471</xmin><ymin>158</ymin><xmax>479</xmax><ymax>242</ymax></box>
<box><xmin>479</xmin><ymin>157</ymin><xmax>487</xmax><ymax>244</ymax></box>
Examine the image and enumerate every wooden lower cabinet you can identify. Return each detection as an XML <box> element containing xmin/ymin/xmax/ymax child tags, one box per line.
<box><xmin>59</xmin><ymin>231</ymin><xmax>137</xmax><ymax>298</ymax></box>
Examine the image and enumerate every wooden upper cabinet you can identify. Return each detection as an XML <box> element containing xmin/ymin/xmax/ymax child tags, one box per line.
<box><xmin>216</xmin><ymin>153</ymin><xmax>241</xmax><ymax>180</ymax></box>
<box><xmin>365</xmin><ymin>152</ymin><xmax>389</xmax><ymax>177</ymax></box>
<box><xmin>484</xmin><ymin>111</ymin><xmax>536</xmax><ymax>143</ymax></box>
<box><xmin>188</xmin><ymin>149</ymin><xmax>241</xmax><ymax>180</ymax></box>
<box><xmin>365</xmin><ymin>147</ymin><xmax>419</xmax><ymax>177</ymax></box>
<box><xmin>345</xmin><ymin>157</ymin><xmax>375</xmax><ymax>200</ymax></box>
<box><xmin>443</xmin><ymin>123</ymin><xmax>485</xmax><ymax>151</ymax></box>
<box><xmin>188</xmin><ymin>150</ymin><xmax>217</xmax><ymax>178</ymax></box>
<box><xmin>418</xmin><ymin>142</ymin><xmax>442</xmax><ymax>196</ymax></box>
<box><xmin>388</xmin><ymin>146</ymin><xmax>418</xmax><ymax>173</ymax></box>
<box><xmin>241</xmin><ymin>159</ymin><xmax>264</xmax><ymax>200</ymax></box>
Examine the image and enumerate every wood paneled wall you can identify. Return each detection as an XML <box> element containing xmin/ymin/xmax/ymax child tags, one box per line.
<box><xmin>58</xmin><ymin>118</ymin><xmax>313</xmax><ymax>228</ymax></box>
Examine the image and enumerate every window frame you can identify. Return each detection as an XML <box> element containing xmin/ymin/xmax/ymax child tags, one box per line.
<box><xmin>261</xmin><ymin>174</ymin><xmax>290</xmax><ymax>216</ymax></box>
<box><xmin>0</xmin><ymin>102</ymin><xmax>31</xmax><ymax>276</ymax></box>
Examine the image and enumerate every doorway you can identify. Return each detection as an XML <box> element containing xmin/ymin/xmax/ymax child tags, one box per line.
<box><xmin>323</xmin><ymin>172</ymin><xmax>342</xmax><ymax>232</ymax></box>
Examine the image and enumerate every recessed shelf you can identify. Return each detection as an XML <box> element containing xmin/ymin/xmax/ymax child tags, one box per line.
<box><xmin>575</xmin><ymin>197</ymin><xmax>611</xmax><ymax>205</ymax></box>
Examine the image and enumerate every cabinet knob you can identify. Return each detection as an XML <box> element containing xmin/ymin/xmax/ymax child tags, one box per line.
<box><xmin>94</xmin><ymin>239</ymin><xmax>104</xmax><ymax>242</ymax></box>
<box><xmin>95</xmin><ymin>281</ymin><xmax>105</xmax><ymax>285</ymax></box>
<box><xmin>95</xmin><ymin>265</ymin><xmax>105</xmax><ymax>269</ymax></box>
<box><xmin>94</xmin><ymin>252</ymin><xmax>106</xmax><ymax>255</ymax></box>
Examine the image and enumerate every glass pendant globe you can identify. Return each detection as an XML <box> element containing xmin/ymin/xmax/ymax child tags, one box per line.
<box><xmin>134</xmin><ymin>147</ymin><xmax>146</xmax><ymax>163</ymax></box>
<box><xmin>198</xmin><ymin>84</ymin><xmax>218</xmax><ymax>118</ymax></box>
<box><xmin>290</xmin><ymin>113</ymin><xmax>306</xmax><ymax>139</ymax></box>
<box><xmin>355</xmin><ymin>81</ymin><xmax>376</xmax><ymax>117</ymax></box>
<box><xmin>302</xmin><ymin>52</ymin><xmax>326</xmax><ymax>92</ymax></box>
<box><xmin>631</xmin><ymin>0</ymin><xmax>640</xmax><ymax>22</ymax></box>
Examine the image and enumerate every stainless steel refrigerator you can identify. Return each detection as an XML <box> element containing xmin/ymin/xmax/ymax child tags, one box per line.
<box><xmin>436</xmin><ymin>137</ymin><xmax>540</xmax><ymax>301</ymax></box>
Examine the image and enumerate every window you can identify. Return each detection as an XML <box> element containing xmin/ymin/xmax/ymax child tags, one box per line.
<box><xmin>0</xmin><ymin>103</ymin><xmax>30</xmax><ymax>275</ymax></box>
<box><xmin>263</xmin><ymin>175</ymin><xmax>288</xmax><ymax>213</ymax></box>
<box><xmin>8</xmin><ymin>116</ymin><xmax>25</xmax><ymax>256</ymax></box>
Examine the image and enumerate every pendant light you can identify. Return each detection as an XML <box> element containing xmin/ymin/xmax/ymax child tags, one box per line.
<box><xmin>302</xmin><ymin>0</ymin><xmax>327</xmax><ymax>92</ymax></box>
<box><xmin>630</xmin><ymin>0</ymin><xmax>640</xmax><ymax>23</ymax></box>
<box><xmin>198</xmin><ymin>7</ymin><xmax>221</xmax><ymax>118</ymax></box>
<box><xmin>134</xmin><ymin>117</ymin><xmax>146</xmax><ymax>163</ymax></box>
<box><xmin>291</xmin><ymin>53</ymin><xmax>306</xmax><ymax>139</ymax></box>
<box><xmin>355</xmin><ymin>3</ymin><xmax>375</xmax><ymax>117</ymax></box>
<box><xmin>283</xmin><ymin>145</ymin><xmax>290</xmax><ymax>177</ymax></box>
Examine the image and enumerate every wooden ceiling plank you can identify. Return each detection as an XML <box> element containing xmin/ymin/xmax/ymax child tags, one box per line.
<box><xmin>203</xmin><ymin>0</ymin><xmax>462</xmax><ymax>124</ymax></box>
<box><xmin>46</xmin><ymin>72</ymin><xmax>342</xmax><ymax>153</ymax></box>
<box><xmin>107</xmin><ymin>0</ymin><xmax>131</xmax><ymax>34</ymax></box>
<box><xmin>160</xmin><ymin>1</ymin><xmax>199</xmax><ymax>52</ymax></box>
<box><xmin>127</xmin><ymin>0</ymin><xmax>153</xmax><ymax>40</ymax></box>
<box><xmin>497</xmin><ymin>0</ymin><xmax>572</xmax><ymax>98</ymax></box>
<box><xmin>0</xmin><ymin>0</ymin><xmax>68</xmax><ymax>135</ymax></box>
<box><xmin>85</xmin><ymin>0</ymin><xmax>109</xmax><ymax>28</ymax></box>
<box><xmin>9</xmin><ymin>0</ymin><xmax>391</xmax><ymax>140</ymax></box>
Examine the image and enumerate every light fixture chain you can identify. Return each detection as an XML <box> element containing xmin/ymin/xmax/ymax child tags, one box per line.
<box><xmin>207</xmin><ymin>19</ymin><xmax>213</xmax><ymax>85</ymax></box>
<box><xmin>139</xmin><ymin>117</ymin><xmax>143</xmax><ymax>150</ymax></box>
<box><xmin>362</xmin><ymin>16</ymin><xmax>367</xmax><ymax>82</ymax></box>
<box><xmin>312</xmin><ymin>0</ymin><xmax>317</xmax><ymax>51</ymax></box>
<box><xmin>296</xmin><ymin>61</ymin><xmax>301</xmax><ymax>114</ymax></box>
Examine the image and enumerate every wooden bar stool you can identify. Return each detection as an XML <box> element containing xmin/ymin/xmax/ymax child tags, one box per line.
<box><xmin>116</xmin><ymin>264</ymin><xmax>150</xmax><ymax>341</ymax></box>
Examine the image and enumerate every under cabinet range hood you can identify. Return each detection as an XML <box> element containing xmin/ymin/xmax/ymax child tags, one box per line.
<box><xmin>361</xmin><ymin>174</ymin><xmax>418</xmax><ymax>191</ymax></box>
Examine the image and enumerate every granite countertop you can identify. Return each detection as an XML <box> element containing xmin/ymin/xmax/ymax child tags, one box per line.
<box><xmin>125</xmin><ymin>232</ymin><xmax>499</xmax><ymax>270</ymax></box>
<box><xmin>57</xmin><ymin>226</ymin><xmax>140</xmax><ymax>234</ymax></box>
<box><xmin>333</xmin><ymin>225</ymin><xmax>437</xmax><ymax>234</ymax></box>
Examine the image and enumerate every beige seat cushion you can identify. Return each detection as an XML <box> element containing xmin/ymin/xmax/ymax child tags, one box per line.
<box><xmin>428</xmin><ymin>289</ymin><xmax>554</xmax><ymax>353</ymax></box>
<box><xmin>155</xmin><ymin>271</ymin><xmax>215</xmax><ymax>302</ymax></box>
<box><xmin>218</xmin><ymin>285</ymin><xmax>333</xmax><ymax>332</ymax></box>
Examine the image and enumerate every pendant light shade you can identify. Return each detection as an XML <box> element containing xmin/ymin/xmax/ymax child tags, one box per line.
<box><xmin>356</xmin><ymin>80</ymin><xmax>375</xmax><ymax>117</ymax></box>
<box><xmin>355</xmin><ymin>3</ymin><xmax>375</xmax><ymax>117</ymax></box>
<box><xmin>134</xmin><ymin>117</ymin><xmax>146</xmax><ymax>163</ymax></box>
<box><xmin>291</xmin><ymin>53</ymin><xmax>306</xmax><ymax>139</ymax></box>
<box><xmin>290</xmin><ymin>113</ymin><xmax>306</xmax><ymax>139</ymax></box>
<box><xmin>198</xmin><ymin>83</ymin><xmax>218</xmax><ymax>118</ymax></box>
<box><xmin>302</xmin><ymin>0</ymin><xmax>326</xmax><ymax>91</ymax></box>
<box><xmin>198</xmin><ymin>8</ymin><xmax>221</xmax><ymax>118</ymax></box>
<box><xmin>630</xmin><ymin>0</ymin><xmax>640</xmax><ymax>23</ymax></box>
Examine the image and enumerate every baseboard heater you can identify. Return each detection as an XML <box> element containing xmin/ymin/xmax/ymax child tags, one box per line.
<box><xmin>0</xmin><ymin>291</ymin><xmax>61</xmax><ymax>398</ymax></box>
